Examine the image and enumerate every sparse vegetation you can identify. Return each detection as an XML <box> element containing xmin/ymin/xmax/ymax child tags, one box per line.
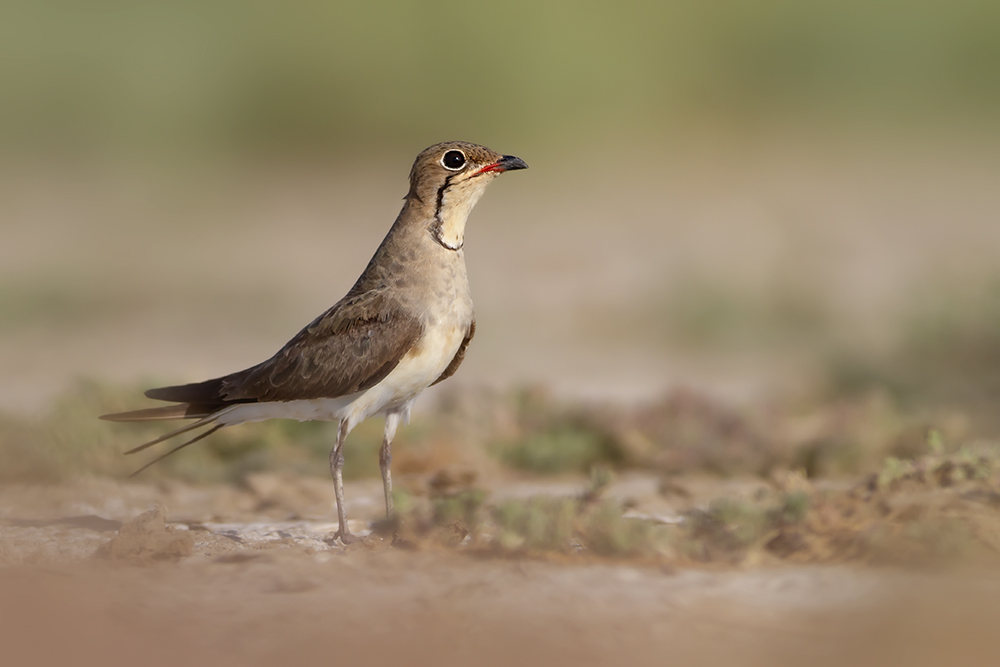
<box><xmin>376</xmin><ymin>429</ymin><xmax>1000</xmax><ymax>567</ymax></box>
<box><xmin>3</xmin><ymin>378</ymin><xmax>1000</xmax><ymax>568</ymax></box>
<box><xmin>2</xmin><ymin>306</ymin><xmax>1000</xmax><ymax>570</ymax></box>
<box><xmin>0</xmin><ymin>373</ymin><xmax>975</xmax><ymax>486</ymax></box>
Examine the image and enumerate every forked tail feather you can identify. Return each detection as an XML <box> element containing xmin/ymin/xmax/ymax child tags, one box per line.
<box><xmin>122</xmin><ymin>411</ymin><xmax>226</xmax><ymax>455</ymax></box>
<box><xmin>128</xmin><ymin>424</ymin><xmax>225</xmax><ymax>478</ymax></box>
<box><xmin>103</xmin><ymin>404</ymin><xmax>238</xmax><ymax>476</ymax></box>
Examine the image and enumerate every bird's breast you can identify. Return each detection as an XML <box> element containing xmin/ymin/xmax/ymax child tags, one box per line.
<box><xmin>388</xmin><ymin>297</ymin><xmax>472</xmax><ymax>399</ymax></box>
<box><xmin>341</xmin><ymin>243</ymin><xmax>473</xmax><ymax>421</ymax></box>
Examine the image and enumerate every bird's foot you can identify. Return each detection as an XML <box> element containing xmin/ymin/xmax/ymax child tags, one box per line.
<box><xmin>324</xmin><ymin>527</ymin><xmax>358</xmax><ymax>547</ymax></box>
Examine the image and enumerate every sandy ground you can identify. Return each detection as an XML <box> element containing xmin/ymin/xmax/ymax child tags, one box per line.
<box><xmin>11</xmin><ymin>551</ymin><xmax>1000</xmax><ymax>667</ymax></box>
<box><xmin>0</xmin><ymin>473</ymin><xmax>760</xmax><ymax>564</ymax></box>
<box><xmin>2</xmin><ymin>476</ymin><xmax>1000</xmax><ymax>667</ymax></box>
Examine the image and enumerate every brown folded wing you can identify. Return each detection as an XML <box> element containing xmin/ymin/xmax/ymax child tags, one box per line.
<box><xmin>146</xmin><ymin>291</ymin><xmax>423</xmax><ymax>406</ymax></box>
<box><xmin>431</xmin><ymin>319</ymin><xmax>475</xmax><ymax>386</ymax></box>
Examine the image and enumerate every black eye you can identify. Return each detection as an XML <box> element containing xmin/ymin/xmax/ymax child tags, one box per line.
<box><xmin>441</xmin><ymin>150</ymin><xmax>466</xmax><ymax>170</ymax></box>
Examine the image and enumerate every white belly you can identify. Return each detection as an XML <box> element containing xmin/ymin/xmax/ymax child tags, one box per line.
<box><xmin>216</xmin><ymin>394</ymin><xmax>360</xmax><ymax>425</ymax></box>
<box><xmin>344</xmin><ymin>318</ymin><xmax>467</xmax><ymax>419</ymax></box>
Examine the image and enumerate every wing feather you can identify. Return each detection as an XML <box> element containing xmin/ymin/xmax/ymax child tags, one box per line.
<box><xmin>138</xmin><ymin>291</ymin><xmax>423</xmax><ymax>407</ymax></box>
<box><xmin>431</xmin><ymin>319</ymin><xmax>475</xmax><ymax>386</ymax></box>
<box><xmin>221</xmin><ymin>291</ymin><xmax>423</xmax><ymax>402</ymax></box>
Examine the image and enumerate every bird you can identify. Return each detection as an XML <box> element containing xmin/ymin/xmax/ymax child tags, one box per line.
<box><xmin>100</xmin><ymin>141</ymin><xmax>527</xmax><ymax>544</ymax></box>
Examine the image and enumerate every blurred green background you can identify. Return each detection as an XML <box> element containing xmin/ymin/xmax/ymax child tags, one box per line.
<box><xmin>3</xmin><ymin>0</ymin><xmax>1000</xmax><ymax>480</ymax></box>
<box><xmin>3</xmin><ymin>0</ymin><xmax>998</xmax><ymax>155</ymax></box>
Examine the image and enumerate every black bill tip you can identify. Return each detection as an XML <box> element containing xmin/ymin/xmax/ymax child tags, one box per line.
<box><xmin>499</xmin><ymin>155</ymin><xmax>528</xmax><ymax>171</ymax></box>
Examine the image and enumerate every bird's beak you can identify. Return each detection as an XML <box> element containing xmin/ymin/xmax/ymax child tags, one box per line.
<box><xmin>474</xmin><ymin>155</ymin><xmax>528</xmax><ymax>176</ymax></box>
<box><xmin>497</xmin><ymin>155</ymin><xmax>528</xmax><ymax>171</ymax></box>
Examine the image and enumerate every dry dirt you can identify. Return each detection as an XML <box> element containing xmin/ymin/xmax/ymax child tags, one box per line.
<box><xmin>3</xmin><ymin>474</ymin><xmax>1000</xmax><ymax>667</ymax></box>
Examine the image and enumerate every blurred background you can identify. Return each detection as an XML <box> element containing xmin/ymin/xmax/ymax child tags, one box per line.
<box><xmin>6</xmin><ymin>5</ymin><xmax>1000</xmax><ymax>662</ymax></box>
<box><xmin>2</xmin><ymin>0</ymin><xmax>1000</xmax><ymax>481</ymax></box>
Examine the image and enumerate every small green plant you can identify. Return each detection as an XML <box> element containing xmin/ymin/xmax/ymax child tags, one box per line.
<box><xmin>877</xmin><ymin>456</ymin><xmax>913</xmax><ymax>490</ymax></box>
<box><xmin>579</xmin><ymin>499</ymin><xmax>669</xmax><ymax>557</ymax></box>
<box><xmin>492</xmin><ymin>497</ymin><xmax>578</xmax><ymax>552</ymax></box>
<box><xmin>927</xmin><ymin>428</ymin><xmax>945</xmax><ymax>455</ymax></box>
<box><xmin>432</xmin><ymin>489</ymin><xmax>488</xmax><ymax>530</ymax></box>
<box><xmin>496</xmin><ymin>427</ymin><xmax>611</xmax><ymax>474</ymax></box>
<box><xmin>779</xmin><ymin>491</ymin><xmax>811</xmax><ymax>524</ymax></box>
<box><xmin>581</xmin><ymin>465</ymin><xmax>614</xmax><ymax>503</ymax></box>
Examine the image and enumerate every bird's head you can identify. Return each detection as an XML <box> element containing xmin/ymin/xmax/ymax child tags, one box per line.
<box><xmin>405</xmin><ymin>141</ymin><xmax>527</xmax><ymax>250</ymax></box>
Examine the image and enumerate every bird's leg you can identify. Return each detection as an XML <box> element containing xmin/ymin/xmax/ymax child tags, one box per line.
<box><xmin>329</xmin><ymin>419</ymin><xmax>356</xmax><ymax>544</ymax></box>
<box><xmin>380</xmin><ymin>412</ymin><xmax>402</xmax><ymax>521</ymax></box>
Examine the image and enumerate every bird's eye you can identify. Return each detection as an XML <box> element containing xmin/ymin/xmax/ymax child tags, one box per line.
<box><xmin>441</xmin><ymin>150</ymin><xmax>466</xmax><ymax>171</ymax></box>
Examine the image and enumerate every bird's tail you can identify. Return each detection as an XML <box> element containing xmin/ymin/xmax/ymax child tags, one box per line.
<box><xmin>100</xmin><ymin>403</ymin><xmax>236</xmax><ymax>477</ymax></box>
<box><xmin>100</xmin><ymin>403</ymin><xmax>216</xmax><ymax>422</ymax></box>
